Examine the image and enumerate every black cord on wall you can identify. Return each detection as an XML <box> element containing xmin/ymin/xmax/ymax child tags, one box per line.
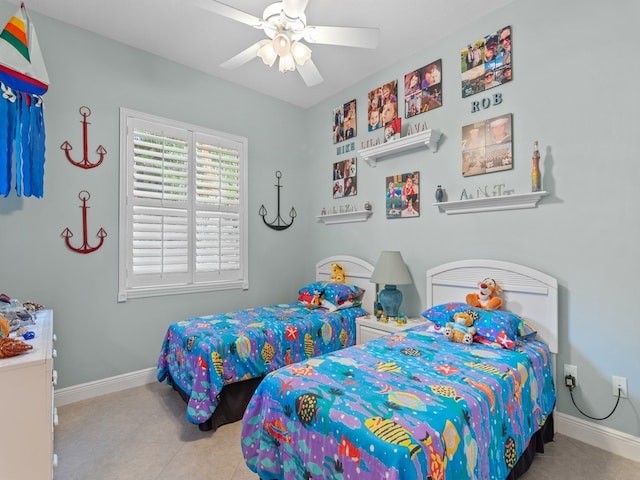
<box><xmin>564</xmin><ymin>374</ymin><xmax>621</xmax><ymax>421</ymax></box>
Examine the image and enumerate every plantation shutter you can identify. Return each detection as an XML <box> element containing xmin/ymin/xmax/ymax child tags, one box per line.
<box><xmin>194</xmin><ymin>133</ymin><xmax>242</xmax><ymax>280</ymax></box>
<box><xmin>120</xmin><ymin>111</ymin><xmax>247</xmax><ymax>300</ymax></box>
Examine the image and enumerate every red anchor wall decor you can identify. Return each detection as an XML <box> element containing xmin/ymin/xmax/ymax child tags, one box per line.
<box><xmin>61</xmin><ymin>190</ymin><xmax>107</xmax><ymax>254</ymax></box>
<box><xmin>60</xmin><ymin>106</ymin><xmax>107</xmax><ymax>169</ymax></box>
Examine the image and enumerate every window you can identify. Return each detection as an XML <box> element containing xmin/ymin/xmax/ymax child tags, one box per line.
<box><xmin>118</xmin><ymin>109</ymin><xmax>248</xmax><ymax>301</ymax></box>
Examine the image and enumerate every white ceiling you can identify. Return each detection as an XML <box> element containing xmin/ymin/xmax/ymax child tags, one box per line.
<box><xmin>15</xmin><ymin>0</ymin><xmax>513</xmax><ymax>108</ymax></box>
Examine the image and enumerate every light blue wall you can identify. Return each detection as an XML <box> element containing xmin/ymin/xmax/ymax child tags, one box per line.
<box><xmin>303</xmin><ymin>0</ymin><xmax>639</xmax><ymax>437</ymax></box>
<box><xmin>0</xmin><ymin>0</ymin><xmax>638</xmax><ymax>439</ymax></box>
<box><xmin>0</xmin><ymin>3</ymin><xmax>310</xmax><ymax>388</ymax></box>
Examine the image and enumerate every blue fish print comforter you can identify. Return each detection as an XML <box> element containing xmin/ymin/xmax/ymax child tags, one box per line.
<box><xmin>157</xmin><ymin>303</ymin><xmax>366</xmax><ymax>424</ymax></box>
<box><xmin>241</xmin><ymin>322</ymin><xmax>555</xmax><ymax>479</ymax></box>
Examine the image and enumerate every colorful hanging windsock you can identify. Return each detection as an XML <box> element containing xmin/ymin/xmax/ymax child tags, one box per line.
<box><xmin>0</xmin><ymin>3</ymin><xmax>49</xmax><ymax>197</ymax></box>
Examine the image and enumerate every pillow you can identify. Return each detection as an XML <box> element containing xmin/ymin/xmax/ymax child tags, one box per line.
<box><xmin>422</xmin><ymin>302</ymin><xmax>525</xmax><ymax>349</ymax></box>
<box><xmin>323</xmin><ymin>282</ymin><xmax>365</xmax><ymax>304</ymax></box>
<box><xmin>421</xmin><ymin>302</ymin><xmax>470</xmax><ymax>325</ymax></box>
<box><xmin>298</xmin><ymin>281</ymin><xmax>365</xmax><ymax>311</ymax></box>
<box><xmin>518</xmin><ymin>320</ymin><xmax>538</xmax><ymax>340</ymax></box>
<box><xmin>321</xmin><ymin>298</ymin><xmax>362</xmax><ymax>312</ymax></box>
<box><xmin>298</xmin><ymin>281</ymin><xmax>326</xmax><ymax>298</ymax></box>
<box><xmin>298</xmin><ymin>281</ymin><xmax>364</xmax><ymax>303</ymax></box>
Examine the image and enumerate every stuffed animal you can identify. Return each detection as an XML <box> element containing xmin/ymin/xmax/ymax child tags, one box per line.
<box><xmin>330</xmin><ymin>263</ymin><xmax>346</xmax><ymax>283</ymax></box>
<box><xmin>444</xmin><ymin>310</ymin><xmax>478</xmax><ymax>344</ymax></box>
<box><xmin>0</xmin><ymin>315</ymin><xmax>10</xmax><ymax>339</ymax></box>
<box><xmin>466</xmin><ymin>277</ymin><xmax>503</xmax><ymax>310</ymax></box>
<box><xmin>310</xmin><ymin>289</ymin><xmax>322</xmax><ymax>308</ymax></box>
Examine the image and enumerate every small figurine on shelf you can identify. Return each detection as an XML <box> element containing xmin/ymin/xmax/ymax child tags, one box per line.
<box><xmin>531</xmin><ymin>140</ymin><xmax>542</xmax><ymax>192</ymax></box>
<box><xmin>396</xmin><ymin>313</ymin><xmax>407</xmax><ymax>325</ymax></box>
<box><xmin>321</xmin><ymin>207</ymin><xmax>327</xmax><ymax>216</ymax></box>
<box><xmin>435</xmin><ymin>185</ymin><xmax>445</xmax><ymax>203</ymax></box>
<box><xmin>364</xmin><ymin>201</ymin><xmax>372</xmax><ymax>211</ymax></box>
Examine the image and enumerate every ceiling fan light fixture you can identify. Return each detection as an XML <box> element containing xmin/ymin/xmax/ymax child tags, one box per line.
<box><xmin>256</xmin><ymin>40</ymin><xmax>277</xmax><ymax>66</ymax></box>
<box><xmin>278</xmin><ymin>53</ymin><xmax>296</xmax><ymax>73</ymax></box>
<box><xmin>291</xmin><ymin>41</ymin><xmax>311</xmax><ymax>65</ymax></box>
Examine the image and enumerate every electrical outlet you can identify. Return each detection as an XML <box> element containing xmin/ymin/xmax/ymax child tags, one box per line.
<box><xmin>564</xmin><ymin>364</ymin><xmax>578</xmax><ymax>387</ymax></box>
<box><xmin>612</xmin><ymin>376</ymin><xmax>628</xmax><ymax>398</ymax></box>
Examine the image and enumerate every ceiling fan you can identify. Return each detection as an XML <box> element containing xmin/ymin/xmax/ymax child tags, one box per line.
<box><xmin>197</xmin><ymin>0</ymin><xmax>380</xmax><ymax>86</ymax></box>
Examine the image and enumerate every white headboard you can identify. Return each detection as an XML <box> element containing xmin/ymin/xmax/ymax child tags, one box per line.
<box><xmin>316</xmin><ymin>255</ymin><xmax>375</xmax><ymax>314</ymax></box>
<box><xmin>426</xmin><ymin>259</ymin><xmax>558</xmax><ymax>354</ymax></box>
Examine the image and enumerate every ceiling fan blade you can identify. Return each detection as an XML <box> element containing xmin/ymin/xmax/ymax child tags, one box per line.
<box><xmin>220</xmin><ymin>42</ymin><xmax>263</xmax><ymax>70</ymax></box>
<box><xmin>282</xmin><ymin>0</ymin><xmax>309</xmax><ymax>19</ymax></box>
<box><xmin>194</xmin><ymin>0</ymin><xmax>263</xmax><ymax>28</ymax></box>
<box><xmin>297</xmin><ymin>59</ymin><xmax>323</xmax><ymax>87</ymax></box>
<box><xmin>303</xmin><ymin>26</ymin><xmax>380</xmax><ymax>49</ymax></box>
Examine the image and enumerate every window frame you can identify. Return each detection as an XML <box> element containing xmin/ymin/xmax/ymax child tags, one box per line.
<box><xmin>118</xmin><ymin>108</ymin><xmax>248</xmax><ymax>302</ymax></box>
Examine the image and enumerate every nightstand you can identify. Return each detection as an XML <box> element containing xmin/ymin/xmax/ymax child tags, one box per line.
<box><xmin>355</xmin><ymin>315</ymin><xmax>424</xmax><ymax>344</ymax></box>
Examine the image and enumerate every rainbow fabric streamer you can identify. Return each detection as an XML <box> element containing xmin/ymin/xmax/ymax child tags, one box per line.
<box><xmin>0</xmin><ymin>3</ymin><xmax>49</xmax><ymax>197</ymax></box>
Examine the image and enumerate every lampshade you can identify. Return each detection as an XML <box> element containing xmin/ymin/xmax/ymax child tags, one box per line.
<box><xmin>272</xmin><ymin>33</ymin><xmax>291</xmax><ymax>57</ymax></box>
<box><xmin>370</xmin><ymin>251</ymin><xmax>412</xmax><ymax>285</ymax></box>
<box><xmin>291</xmin><ymin>41</ymin><xmax>312</xmax><ymax>65</ymax></box>
<box><xmin>256</xmin><ymin>40</ymin><xmax>277</xmax><ymax>67</ymax></box>
<box><xmin>370</xmin><ymin>251</ymin><xmax>412</xmax><ymax>318</ymax></box>
<box><xmin>278</xmin><ymin>53</ymin><xmax>296</xmax><ymax>73</ymax></box>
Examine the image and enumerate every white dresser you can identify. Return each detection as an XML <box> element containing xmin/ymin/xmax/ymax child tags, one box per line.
<box><xmin>0</xmin><ymin>309</ymin><xmax>57</xmax><ymax>479</ymax></box>
<box><xmin>355</xmin><ymin>315</ymin><xmax>423</xmax><ymax>344</ymax></box>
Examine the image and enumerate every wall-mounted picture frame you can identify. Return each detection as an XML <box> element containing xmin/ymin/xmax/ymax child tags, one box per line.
<box><xmin>404</xmin><ymin>59</ymin><xmax>443</xmax><ymax>118</ymax></box>
<box><xmin>461</xmin><ymin>113</ymin><xmax>513</xmax><ymax>177</ymax></box>
<box><xmin>461</xmin><ymin>25</ymin><xmax>512</xmax><ymax>98</ymax></box>
<box><xmin>333</xmin><ymin>157</ymin><xmax>357</xmax><ymax>198</ymax></box>
<box><xmin>386</xmin><ymin>171</ymin><xmax>419</xmax><ymax>218</ymax></box>
<box><xmin>367</xmin><ymin>80</ymin><xmax>398</xmax><ymax>133</ymax></box>
<box><xmin>332</xmin><ymin>99</ymin><xmax>357</xmax><ymax>144</ymax></box>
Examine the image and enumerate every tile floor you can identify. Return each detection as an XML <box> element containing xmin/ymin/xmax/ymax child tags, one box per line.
<box><xmin>54</xmin><ymin>381</ymin><xmax>640</xmax><ymax>479</ymax></box>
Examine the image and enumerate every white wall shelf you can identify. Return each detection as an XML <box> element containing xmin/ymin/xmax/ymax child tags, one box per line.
<box><xmin>433</xmin><ymin>191</ymin><xmax>548</xmax><ymax>215</ymax></box>
<box><xmin>358</xmin><ymin>129</ymin><xmax>442</xmax><ymax>167</ymax></box>
<box><xmin>317</xmin><ymin>210</ymin><xmax>373</xmax><ymax>225</ymax></box>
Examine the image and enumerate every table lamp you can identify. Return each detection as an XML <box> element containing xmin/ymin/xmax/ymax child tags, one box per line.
<box><xmin>370</xmin><ymin>251</ymin><xmax>412</xmax><ymax>318</ymax></box>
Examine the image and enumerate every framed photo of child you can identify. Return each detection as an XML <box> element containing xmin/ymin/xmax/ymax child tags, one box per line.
<box><xmin>332</xmin><ymin>99</ymin><xmax>357</xmax><ymax>144</ymax></box>
<box><xmin>367</xmin><ymin>80</ymin><xmax>398</xmax><ymax>134</ymax></box>
<box><xmin>333</xmin><ymin>158</ymin><xmax>357</xmax><ymax>198</ymax></box>
<box><xmin>386</xmin><ymin>171</ymin><xmax>420</xmax><ymax>218</ymax></box>
<box><xmin>404</xmin><ymin>59</ymin><xmax>442</xmax><ymax>118</ymax></box>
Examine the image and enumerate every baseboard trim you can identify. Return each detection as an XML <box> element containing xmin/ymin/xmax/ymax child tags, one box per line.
<box><xmin>54</xmin><ymin>367</ymin><xmax>157</xmax><ymax>407</ymax></box>
<box><xmin>556</xmin><ymin>412</ymin><xmax>640</xmax><ymax>463</ymax></box>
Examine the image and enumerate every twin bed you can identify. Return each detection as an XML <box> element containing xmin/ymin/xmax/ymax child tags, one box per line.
<box><xmin>157</xmin><ymin>256</ymin><xmax>558</xmax><ymax>478</ymax></box>
<box><xmin>240</xmin><ymin>259</ymin><xmax>558</xmax><ymax>479</ymax></box>
<box><xmin>157</xmin><ymin>255</ymin><xmax>375</xmax><ymax>431</ymax></box>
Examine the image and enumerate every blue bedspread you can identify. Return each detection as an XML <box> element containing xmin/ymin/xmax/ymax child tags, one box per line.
<box><xmin>241</xmin><ymin>322</ymin><xmax>556</xmax><ymax>479</ymax></box>
<box><xmin>157</xmin><ymin>303</ymin><xmax>366</xmax><ymax>424</ymax></box>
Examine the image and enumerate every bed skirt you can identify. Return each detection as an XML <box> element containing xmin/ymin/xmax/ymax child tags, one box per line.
<box><xmin>166</xmin><ymin>373</ymin><xmax>263</xmax><ymax>431</ymax></box>
<box><xmin>508</xmin><ymin>413</ymin><xmax>555</xmax><ymax>479</ymax></box>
